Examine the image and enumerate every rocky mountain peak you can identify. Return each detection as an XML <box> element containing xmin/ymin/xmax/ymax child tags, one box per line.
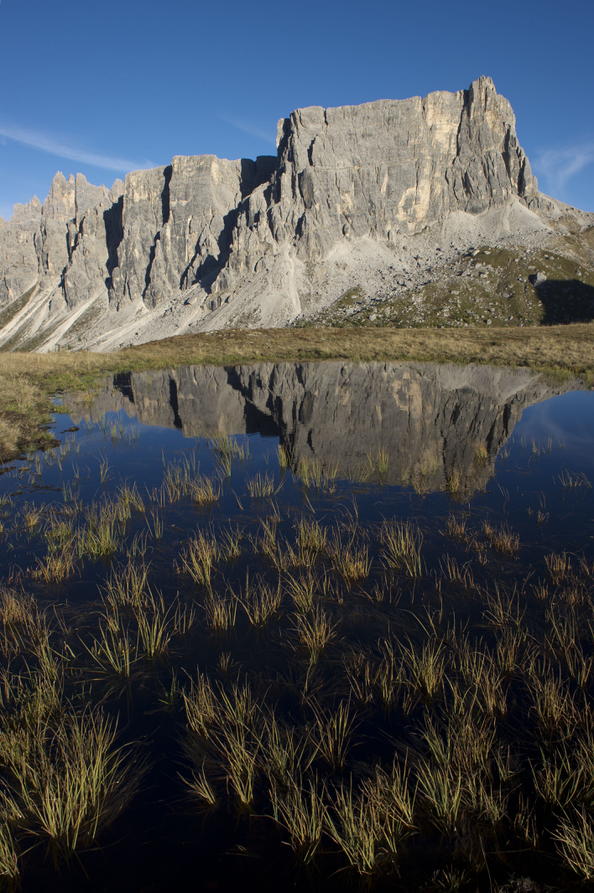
<box><xmin>0</xmin><ymin>77</ymin><xmax>592</xmax><ymax>351</ymax></box>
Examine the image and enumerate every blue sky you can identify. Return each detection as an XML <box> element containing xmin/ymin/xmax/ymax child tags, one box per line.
<box><xmin>1</xmin><ymin>0</ymin><xmax>593</xmax><ymax>219</ymax></box>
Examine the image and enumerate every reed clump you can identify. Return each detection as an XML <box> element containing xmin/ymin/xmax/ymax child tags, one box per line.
<box><xmin>380</xmin><ymin>519</ymin><xmax>424</xmax><ymax>577</ymax></box>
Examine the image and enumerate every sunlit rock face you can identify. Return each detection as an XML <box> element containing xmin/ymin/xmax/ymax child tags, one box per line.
<box><xmin>4</xmin><ymin>77</ymin><xmax>590</xmax><ymax>351</ymax></box>
<box><xmin>218</xmin><ymin>76</ymin><xmax>536</xmax><ymax>282</ymax></box>
<box><xmin>70</xmin><ymin>361</ymin><xmax>568</xmax><ymax>497</ymax></box>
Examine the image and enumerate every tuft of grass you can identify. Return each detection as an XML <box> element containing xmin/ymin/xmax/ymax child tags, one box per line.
<box><xmin>178</xmin><ymin>531</ymin><xmax>219</xmax><ymax>589</ymax></box>
<box><xmin>294</xmin><ymin>606</ymin><xmax>337</xmax><ymax>665</ymax></box>
<box><xmin>246</xmin><ymin>472</ymin><xmax>278</xmax><ymax>498</ymax></box>
<box><xmin>295</xmin><ymin>516</ymin><xmax>328</xmax><ymax>558</ymax></box>
<box><xmin>186</xmin><ymin>763</ymin><xmax>218</xmax><ymax>811</ymax></box>
<box><xmin>238</xmin><ymin>574</ymin><xmax>281</xmax><ymax>627</ymax></box>
<box><xmin>269</xmin><ymin>775</ymin><xmax>325</xmax><ymax>864</ymax></box>
<box><xmin>552</xmin><ymin>808</ymin><xmax>594</xmax><ymax>881</ymax></box>
<box><xmin>296</xmin><ymin>456</ymin><xmax>338</xmax><ymax>491</ymax></box>
<box><xmin>380</xmin><ymin>520</ymin><xmax>424</xmax><ymax>577</ymax></box>
<box><xmin>78</xmin><ymin>501</ymin><xmax>121</xmax><ymax>559</ymax></box>
<box><xmin>203</xmin><ymin>590</ymin><xmax>238</xmax><ymax>633</ymax></box>
<box><xmin>211</xmin><ymin>435</ymin><xmax>248</xmax><ymax>476</ymax></box>
<box><xmin>482</xmin><ymin>521</ymin><xmax>520</xmax><ymax>555</ymax></box>
<box><xmin>0</xmin><ymin>708</ymin><xmax>144</xmax><ymax>864</ymax></box>
<box><xmin>557</xmin><ymin>469</ymin><xmax>591</xmax><ymax>489</ymax></box>
<box><xmin>0</xmin><ymin>819</ymin><xmax>19</xmax><ymax>888</ymax></box>
<box><xmin>330</xmin><ymin>529</ymin><xmax>370</xmax><ymax>584</ymax></box>
<box><xmin>188</xmin><ymin>476</ymin><xmax>220</xmax><ymax>505</ymax></box>
<box><xmin>324</xmin><ymin>765</ymin><xmax>414</xmax><ymax>876</ymax></box>
<box><xmin>545</xmin><ymin>551</ymin><xmax>573</xmax><ymax>583</ymax></box>
<box><xmin>309</xmin><ymin>699</ymin><xmax>357</xmax><ymax>771</ymax></box>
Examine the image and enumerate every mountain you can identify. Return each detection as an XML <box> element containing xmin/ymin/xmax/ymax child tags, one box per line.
<box><xmin>1</xmin><ymin>76</ymin><xmax>593</xmax><ymax>351</ymax></box>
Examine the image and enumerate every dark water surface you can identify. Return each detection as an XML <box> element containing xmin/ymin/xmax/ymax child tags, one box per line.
<box><xmin>2</xmin><ymin>361</ymin><xmax>592</xmax><ymax>580</ymax></box>
<box><xmin>0</xmin><ymin>361</ymin><xmax>592</xmax><ymax>892</ymax></box>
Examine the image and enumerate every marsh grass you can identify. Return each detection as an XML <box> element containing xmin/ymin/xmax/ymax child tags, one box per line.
<box><xmin>135</xmin><ymin>590</ymin><xmax>195</xmax><ymax>660</ymax></box>
<box><xmin>284</xmin><ymin>569</ymin><xmax>318</xmax><ymax>612</ymax></box>
<box><xmin>0</xmin><ymin>819</ymin><xmax>19</xmax><ymax>888</ymax></box>
<box><xmin>186</xmin><ymin>681</ymin><xmax>261</xmax><ymax>808</ymax></box>
<box><xmin>186</xmin><ymin>763</ymin><xmax>218</xmax><ymax>811</ymax></box>
<box><xmin>210</xmin><ymin>435</ymin><xmax>249</xmax><ymax>474</ymax></box>
<box><xmin>237</xmin><ymin>574</ymin><xmax>281</xmax><ymax>627</ymax></box>
<box><xmin>545</xmin><ymin>551</ymin><xmax>573</xmax><ymax>583</ymax></box>
<box><xmin>481</xmin><ymin>521</ymin><xmax>520</xmax><ymax>555</ymax></box>
<box><xmin>0</xmin><ymin>374</ymin><xmax>593</xmax><ymax>890</ymax></box>
<box><xmin>188</xmin><ymin>476</ymin><xmax>220</xmax><ymax>505</ymax></box>
<box><xmin>552</xmin><ymin>809</ymin><xmax>594</xmax><ymax>880</ymax></box>
<box><xmin>557</xmin><ymin>469</ymin><xmax>591</xmax><ymax>489</ymax></box>
<box><xmin>246</xmin><ymin>472</ymin><xmax>278</xmax><ymax>498</ymax></box>
<box><xmin>295</xmin><ymin>516</ymin><xmax>327</xmax><ymax>557</ymax></box>
<box><xmin>294</xmin><ymin>606</ymin><xmax>337</xmax><ymax>666</ymax></box>
<box><xmin>365</xmin><ymin>447</ymin><xmax>390</xmax><ymax>478</ymax></box>
<box><xmin>203</xmin><ymin>590</ymin><xmax>238</xmax><ymax>632</ymax></box>
<box><xmin>324</xmin><ymin>764</ymin><xmax>414</xmax><ymax>876</ymax></box>
<box><xmin>269</xmin><ymin>775</ymin><xmax>325</xmax><ymax>864</ymax></box>
<box><xmin>296</xmin><ymin>456</ymin><xmax>338</xmax><ymax>491</ymax></box>
<box><xmin>78</xmin><ymin>501</ymin><xmax>122</xmax><ymax>559</ymax></box>
<box><xmin>308</xmin><ymin>699</ymin><xmax>357</xmax><ymax>770</ymax></box>
<box><xmin>32</xmin><ymin>543</ymin><xmax>77</xmax><ymax>584</ymax></box>
<box><xmin>443</xmin><ymin>514</ymin><xmax>468</xmax><ymax>541</ymax></box>
<box><xmin>178</xmin><ymin>531</ymin><xmax>219</xmax><ymax>588</ymax></box>
<box><xmin>160</xmin><ymin>456</ymin><xmax>221</xmax><ymax>505</ymax></box>
<box><xmin>330</xmin><ymin>529</ymin><xmax>371</xmax><ymax>583</ymax></box>
<box><xmin>400</xmin><ymin>637</ymin><xmax>445</xmax><ymax>706</ymax></box>
<box><xmin>439</xmin><ymin>554</ymin><xmax>475</xmax><ymax>588</ymax></box>
<box><xmin>380</xmin><ymin>519</ymin><xmax>423</xmax><ymax>576</ymax></box>
<box><xmin>0</xmin><ymin>707</ymin><xmax>144</xmax><ymax>864</ymax></box>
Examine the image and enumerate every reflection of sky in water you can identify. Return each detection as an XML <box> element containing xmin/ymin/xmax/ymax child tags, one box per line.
<box><xmin>0</xmin><ymin>378</ymin><xmax>592</xmax><ymax>586</ymax></box>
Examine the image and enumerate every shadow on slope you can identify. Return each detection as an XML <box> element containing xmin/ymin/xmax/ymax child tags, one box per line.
<box><xmin>536</xmin><ymin>279</ymin><xmax>594</xmax><ymax>324</ymax></box>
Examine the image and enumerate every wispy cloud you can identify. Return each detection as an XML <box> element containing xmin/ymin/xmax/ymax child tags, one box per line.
<box><xmin>0</xmin><ymin>122</ymin><xmax>155</xmax><ymax>172</ymax></box>
<box><xmin>535</xmin><ymin>141</ymin><xmax>594</xmax><ymax>199</ymax></box>
<box><xmin>219</xmin><ymin>115</ymin><xmax>274</xmax><ymax>144</ymax></box>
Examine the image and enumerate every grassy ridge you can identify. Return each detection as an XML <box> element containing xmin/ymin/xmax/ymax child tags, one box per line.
<box><xmin>1</xmin><ymin>323</ymin><xmax>593</xmax><ymax>459</ymax></box>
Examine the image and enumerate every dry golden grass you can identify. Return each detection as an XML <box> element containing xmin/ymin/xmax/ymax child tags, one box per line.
<box><xmin>1</xmin><ymin>322</ymin><xmax>592</xmax><ymax>459</ymax></box>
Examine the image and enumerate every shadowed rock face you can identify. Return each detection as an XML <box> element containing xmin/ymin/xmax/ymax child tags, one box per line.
<box><xmin>70</xmin><ymin>361</ymin><xmax>569</xmax><ymax>496</ymax></box>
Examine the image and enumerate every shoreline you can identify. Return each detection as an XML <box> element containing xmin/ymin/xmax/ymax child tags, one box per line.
<box><xmin>1</xmin><ymin>323</ymin><xmax>593</xmax><ymax>459</ymax></box>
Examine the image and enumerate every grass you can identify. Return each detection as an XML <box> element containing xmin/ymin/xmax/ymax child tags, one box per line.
<box><xmin>552</xmin><ymin>809</ymin><xmax>594</xmax><ymax>880</ymax></box>
<box><xmin>1</xmin><ymin>322</ymin><xmax>593</xmax><ymax>460</ymax></box>
<box><xmin>482</xmin><ymin>521</ymin><xmax>520</xmax><ymax>555</ymax></box>
<box><xmin>380</xmin><ymin>519</ymin><xmax>424</xmax><ymax>576</ymax></box>
<box><xmin>211</xmin><ymin>435</ymin><xmax>248</xmax><ymax>476</ymax></box>
<box><xmin>1</xmin><ymin>384</ymin><xmax>594</xmax><ymax>889</ymax></box>
<box><xmin>269</xmin><ymin>775</ymin><xmax>325</xmax><ymax>864</ymax></box>
<box><xmin>308</xmin><ymin>699</ymin><xmax>357</xmax><ymax>771</ymax></box>
<box><xmin>237</xmin><ymin>574</ymin><xmax>281</xmax><ymax>627</ymax></box>
<box><xmin>294</xmin><ymin>606</ymin><xmax>337</xmax><ymax>666</ymax></box>
<box><xmin>177</xmin><ymin>531</ymin><xmax>219</xmax><ymax>588</ymax></box>
<box><xmin>246</xmin><ymin>472</ymin><xmax>277</xmax><ymax>498</ymax></box>
<box><xmin>0</xmin><ymin>706</ymin><xmax>144</xmax><ymax>864</ymax></box>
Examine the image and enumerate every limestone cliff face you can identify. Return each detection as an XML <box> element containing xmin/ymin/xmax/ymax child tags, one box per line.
<box><xmin>106</xmin><ymin>154</ymin><xmax>275</xmax><ymax>310</ymax></box>
<box><xmin>0</xmin><ymin>77</ymin><xmax>590</xmax><ymax>350</ymax></box>
<box><xmin>70</xmin><ymin>361</ymin><xmax>568</xmax><ymax>497</ymax></box>
<box><xmin>0</xmin><ymin>173</ymin><xmax>111</xmax><ymax>309</ymax></box>
<box><xmin>217</xmin><ymin>77</ymin><xmax>536</xmax><ymax>288</ymax></box>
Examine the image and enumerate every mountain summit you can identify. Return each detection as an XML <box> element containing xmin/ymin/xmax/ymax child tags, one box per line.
<box><xmin>1</xmin><ymin>77</ymin><xmax>593</xmax><ymax>351</ymax></box>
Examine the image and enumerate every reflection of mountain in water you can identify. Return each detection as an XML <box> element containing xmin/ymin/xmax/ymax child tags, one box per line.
<box><xmin>71</xmin><ymin>362</ymin><xmax>568</xmax><ymax>495</ymax></box>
